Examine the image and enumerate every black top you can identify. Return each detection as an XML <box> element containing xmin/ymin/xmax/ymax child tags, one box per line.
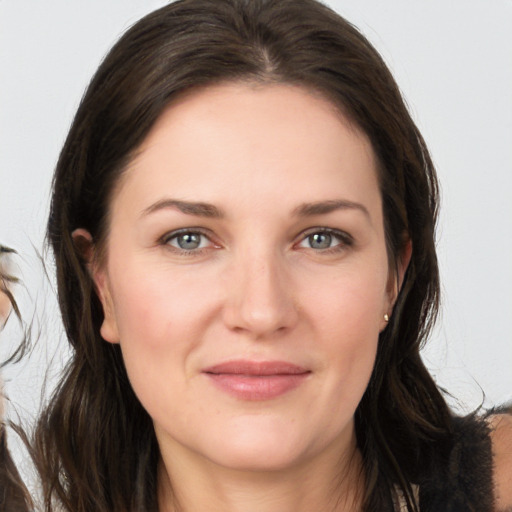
<box><xmin>418</xmin><ymin>414</ymin><xmax>495</xmax><ymax>512</ymax></box>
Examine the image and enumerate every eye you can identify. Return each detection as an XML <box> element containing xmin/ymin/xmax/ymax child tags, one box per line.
<box><xmin>162</xmin><ymin>230</ymin><xmax>214</xmax><ymax>252</ymax></box>
<box><xmin>306</xmin><ymin>232</ymin><xmax>334</xmax><ymax>250</ymax></box>
<box><xmin>297</xmin><ymin>229</ymin><xmax>352</xmax><ymax>252</ymax></box>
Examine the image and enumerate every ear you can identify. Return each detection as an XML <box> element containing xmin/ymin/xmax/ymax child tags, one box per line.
<box><xmin>385</xmin><ymin>238</ymin><xmax>413</xmax><ymax>316</ymax></box>
<box><xmin>395</xmin><ymin>238</ymin><xmax>412</xmax><ymax>299</ymax></box>
<box><xmin>72</xmin><ymin>228</ymin><xmax>120</xmax><ymax>344</ymax></box>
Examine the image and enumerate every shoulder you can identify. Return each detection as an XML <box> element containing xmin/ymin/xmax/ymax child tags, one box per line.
<box><xmin>419</xmin><ymin>413</ymin><xmax>495</xmax><ymax>510</ymax></box>
<box><xmin>488</xmin><ymin>412</ymin><xmax>512</xmax><ymax>510</ymax></box>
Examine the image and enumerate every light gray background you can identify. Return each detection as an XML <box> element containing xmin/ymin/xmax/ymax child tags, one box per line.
<box><xmin>1</xmin><ymin>0</ymin><xmax>511</xmax><ymax>476</ymax></box>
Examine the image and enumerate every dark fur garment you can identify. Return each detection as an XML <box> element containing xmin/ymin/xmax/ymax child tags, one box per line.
<box><xmin>418</xmin><ymin>414</ymin><xmax>495</xmax><ymax>512</ymax></box>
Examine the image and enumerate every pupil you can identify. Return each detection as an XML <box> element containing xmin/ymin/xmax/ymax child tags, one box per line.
<box><xmin>178</xmin><ymin>233</ymin><xmax>200</xmax><ymax>250</ymax></box>
<box><xmin>310</xmin><ymin>233</ymin><xmax>331</xmax><ymax>249</ymax></box>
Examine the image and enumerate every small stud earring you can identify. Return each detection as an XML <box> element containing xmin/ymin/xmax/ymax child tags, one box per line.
<box><xmin>384</xmin><ymin>314</ymin><xmax>389</xmax><ymax>322</ymax></box>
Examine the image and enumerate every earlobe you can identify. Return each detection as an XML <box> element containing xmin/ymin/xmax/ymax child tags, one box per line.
<box><xmin>71</xmin><ymin>228</ymin><xmax>120</xmax><ymax>344</ymax></box>
<box><xmin>95</xmin><ymin>270</ymin><xmax>121</xmax><ymax>344</ymax></box>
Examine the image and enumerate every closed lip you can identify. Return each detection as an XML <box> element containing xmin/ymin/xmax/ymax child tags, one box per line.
<box><xmin>202</xmin><ymin>360</ymin><xmax>310</xmax><ymax>376</ymax></box>
<box><xmin>202</xmin><ymin>360</ymin><xmax>311</xmax><ymax>400</ymax></box>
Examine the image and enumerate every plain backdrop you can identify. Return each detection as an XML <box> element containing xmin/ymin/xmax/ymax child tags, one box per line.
<box><xmin>1</xmin><ymin>0</ymin><xmax>511</xmax><ymax>476</ymax></box>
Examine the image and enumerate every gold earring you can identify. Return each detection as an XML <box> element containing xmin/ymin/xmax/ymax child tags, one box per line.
<box><xmin>384</xmin><ymin>314</ymin><xmax>389</xmax><ymax>322</ymax></box>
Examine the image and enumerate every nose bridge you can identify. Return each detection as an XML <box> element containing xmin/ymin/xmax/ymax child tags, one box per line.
<box><xmin>224</xmin><ymin>244</ymin><xmax>297</xmax><ymax>337</ymax></box>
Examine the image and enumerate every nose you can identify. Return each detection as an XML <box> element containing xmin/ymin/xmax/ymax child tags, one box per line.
<box><xmin>222</xmin><ymin>250</ymin><xmax>299</xmax><ymax>339</ymax></box>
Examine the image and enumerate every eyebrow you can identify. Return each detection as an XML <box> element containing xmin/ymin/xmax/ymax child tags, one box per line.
<box><xmin>141</xmin><ymin>198</ymin><xmax>370</xmax><ymax>220</ymax></box>
<box><xmin>141</xmin><ymin>199</ymin><xmax>224</xmax><ymax>218</ymax></box>
<box><xmin>293</xmin><ymin>199</ymin><xmax>370</xmax><ymax>219</ymax></box>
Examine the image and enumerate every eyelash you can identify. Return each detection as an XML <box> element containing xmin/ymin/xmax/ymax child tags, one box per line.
<box><xmin>159</xmin><ymin>227</ymin><xmax>353</xmax><ymax>256</ymax></box>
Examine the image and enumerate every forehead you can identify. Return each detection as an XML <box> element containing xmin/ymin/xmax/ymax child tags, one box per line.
<box><xmin>113</xmin><ymin>82</ymin><xmax>380</xmax><ymax>221</ymax></box>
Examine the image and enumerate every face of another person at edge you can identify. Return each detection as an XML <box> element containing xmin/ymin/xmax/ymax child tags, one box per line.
<box><xmin>0</xmin><ymin>289</ymin><xmax>11</xmax><ymax>327</ymax></box>
<box><xmin>89</xmin><ymin>83</ymin><xmax>406</xmax><ymax>473</ymax></box>
<box><xmin>0</xmin><ymin>260</ymin><xmax>12</xmax><ymax>328</ymax></box>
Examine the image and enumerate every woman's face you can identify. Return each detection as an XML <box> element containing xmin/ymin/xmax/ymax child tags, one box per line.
<box><xmin>92</xmin><ymin>83</ymin><xmax>400</xmax><ymax>472</ymax></box>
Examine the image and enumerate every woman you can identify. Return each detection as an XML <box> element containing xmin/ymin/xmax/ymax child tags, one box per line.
<box><xmin>1</xmin><ymin>246</ymin><xmax>32</xmax><ymax>511</ymax></box>
<box><xmin>34</xmin><ymin>0</ymin><xmax>511</xmax><ymax>511</ymax></box>
<box><xmin>0</xmin><ymin>246</ymin><xmax>17</xmax><ymax>330</ymax></box>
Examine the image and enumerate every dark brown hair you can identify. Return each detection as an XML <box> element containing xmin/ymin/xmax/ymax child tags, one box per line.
<box><xmin>38</xmin><ymin>0</ymin><xmax>452</xmax><ymax>510</ymax></box>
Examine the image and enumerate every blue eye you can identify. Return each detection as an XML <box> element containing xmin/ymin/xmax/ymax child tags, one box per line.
<box><xmin>175</xmin><ymin>233</ymin><xmax>202</xmax><ymax>250</ymax></box>
<box><xmin>307</xmin><ymin>232</ymin><xmax>333</xmax><ymax>249</ymax></box>
<box><xmin>164</xmin><ymin>231</ymin><xmax>211</xmax><ymax>251</ymax></box>
<box><xmin>298</xmin><ymin>229</ymin><xmax>351</xmax><ymax>251</ymax></box>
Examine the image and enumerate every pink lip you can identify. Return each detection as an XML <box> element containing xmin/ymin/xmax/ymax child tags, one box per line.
<box><xmin>202</xmin><ymin>360</ymin><xmax>311</xmax><ymax>401</ymax></box>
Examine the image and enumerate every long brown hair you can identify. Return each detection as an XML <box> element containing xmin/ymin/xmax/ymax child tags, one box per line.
<box><xmin>37</xmin><ymin>1</ymin><xmax>451</xmax><ymax>510</ymax></box>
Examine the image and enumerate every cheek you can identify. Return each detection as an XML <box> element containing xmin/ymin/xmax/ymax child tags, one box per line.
<box><xmin>301</xmin><ymin>262</ymin><xmax>386</xmax><ymax>398</ymax></box>
<box><xmin>105</xmin><ymin>260</ymin><xmax>222</xmax><ymax>403</ymax></box>
<box><xmin>305</xmin><ymin>260</ymin><xmax>389</xmax><ymax>338</ymax></box>
<box><xmin>110</xmin><ymin>261</ymin><xmax>215</xmax><ymax>348</ymax></box>
<box><xmin>106</xmin><ymin>266</ymin><xmax>204</xmax><ymax>421</ymax></box>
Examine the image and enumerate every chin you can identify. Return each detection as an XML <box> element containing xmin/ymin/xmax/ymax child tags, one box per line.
<box><xmin>211</xmin><ymin>444</ymin><xmax>306</xmax><ymax>473</ymax></box>
<box><xmin>199</xmin><ymin>416</ymin><xmax>317</xmax><ymax>472</ymax></box>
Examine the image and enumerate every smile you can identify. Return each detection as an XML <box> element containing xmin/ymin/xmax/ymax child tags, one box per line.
<box><xmin>202</xmin><ymin>360</ymin><xmax>311</xmax><ymax>401</ymax></box>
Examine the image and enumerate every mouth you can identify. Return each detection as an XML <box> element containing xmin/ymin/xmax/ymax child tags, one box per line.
<box><xmin>202</xmin><ymin>360</ymin><xmax>311</xmax><ymax>401</ymax></box>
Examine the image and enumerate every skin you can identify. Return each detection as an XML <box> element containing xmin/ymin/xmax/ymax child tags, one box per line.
<box><xmin>1</xmin><ymin>259</ymin><xmax>13</xmax><ymax>419</ymax></box>
<box><xmin>0</xmin><ymin>289</ymin><xmax>11</xmax><ymax>328</ymax></box>
<box><xmin>489</xmin><ymin>414</ymin><xmax>512</xmax><ymax>510</ymax></box>
<box><xmin>80</xmin><ymin>82</ymin><xmax>407</xmax><ymax>511</ymax></box>
<box><xmin>0</xmin><ymin>290</ymin><xmax>9</xmax><ymax>419</ymax></box>
<box><xmin>0</xmin><ymin>252</ymin><xmax>12</xmax><ymax>327</ymax></box>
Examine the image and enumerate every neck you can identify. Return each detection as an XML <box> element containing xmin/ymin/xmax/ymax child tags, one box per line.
<box><xmin>157</xmin><ymin>430</ymin><xmax>364</xmax><ymax>512</ymax></box>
